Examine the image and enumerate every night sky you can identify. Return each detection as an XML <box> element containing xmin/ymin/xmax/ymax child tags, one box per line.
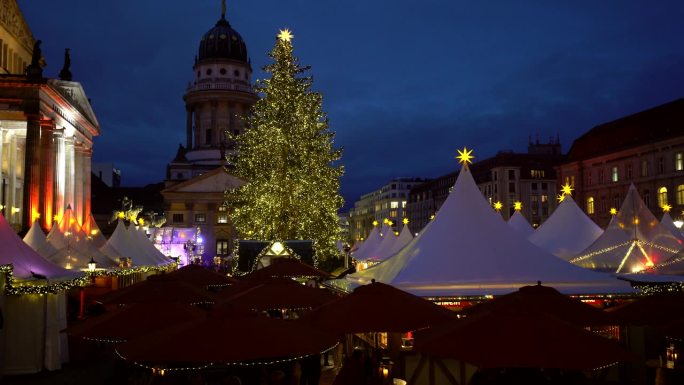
<box><xmin>20</xmin><ymin>1</ymin><xmax>684</xmax><ymax>209</ymax></box>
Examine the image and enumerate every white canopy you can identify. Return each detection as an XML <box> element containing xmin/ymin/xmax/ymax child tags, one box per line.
<box><xmin>127</xmin><ymin>225</ymin><xmax>172</xmax><ymax>266</ymax></box>
<box><xmin>351</xmin><ymin>226</ymin><xmax>382</xmax><ymax>261</ymax></box>
<box><xmin>528</xmin><ymin>196</ymin><xmax>603</xmax><ymax>260</ymax></box>
<box><xmin>571</xmin><ymin>185</ymin><xmax>682</xmax><ymax>273</ymax></box>
<box><xmin>23</xmin><ymin>220</ymin><xmax>58</xmax><ymax>258</ymax></box>
<box><xmin>507</xmin><ymin>211</ymin><xmax>535</xmax><ymax>238</ymax></box>
<box><xmin>367</xmin><ymin>228</ymin><xmax>397</xmax><ymax>262</ymax></box>
<box><xmin>84</xmin><ymin>214</ymin><xmax>108</xmax><ymax>249</ymax></box>
<box><xmin>661</xmin><ymin>212</ymin><xmax>684</xmax><ymax>243</ymax></box>
<box><xmin>337</xmin><ymin>164</ymin><xmax>632</xmax><ymax>296</ymax></box>
<box><xmin>100</xmin><ymin>221</ymin><xmax>170</xmax><ymax>267</ymax></box>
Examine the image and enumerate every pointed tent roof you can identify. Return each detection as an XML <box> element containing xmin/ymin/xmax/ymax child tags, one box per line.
<box><xmin>368</xmin><ymin>224</ymin><xmax>414</xmax><ymax>262</ymax></box>
<box><xmin>0</xmin><ymin>213</ymin><xmax>80</xmax><ymax>281</ymax></box>
<box><xmin>661</xmin><ymin>212</ymin><xmax>684</xmax><ymax>243</ymax></box>
<box><xmin>367</xmin><ymin>228</ymin><xmax>397</xmax><ymax>262</ymax></box>
<box><xmin>85</xmin><ymin>214</ymin><xmax>108</xmax><ymax>249</ymax></box>
<box><xmin>44</xmin><ymin>214</ymin><xmax>118</xmax><ymax>269</ymax></box>
<box><xmin>528</xmin><ymin>196</ymin><xmax>603</xmax><ymax>260</ymax></box>
<box><xmin>351</xmin><ymin>225</ymin><xmax>382</xmax><ymax>260</ymax></box>
<box><xmin>508</xmin><ymin>211</ymin><xmax>535</xmax><ymax>238</ymax></box>
<box><xmin>571</xmin><ymin>185</ymin><xmax>682</xmax><ymax>273</ymax></box>
<box><xmin>338</xmin><ymin>162</ymin><xmax>632</xmax><ymax>296</ymax></box>
<box><xmin>23</xmin><ymin>220</ymin><xmax>58</xmax><ymax>258</ymax></box>
<box><xmin>101</xmin><ymin>221</ymin><xmax>166</xmax><ymax>267</ymax></box>
<box><xmin>127</xmin><ymin>225</ymin><xmax>171</xmax><ymax>266</ymax></box>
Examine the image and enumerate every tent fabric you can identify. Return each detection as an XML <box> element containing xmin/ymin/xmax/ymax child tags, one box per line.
<box><xmin>218</xmin><ymin>280</ymin><xmax>337</xmax><ymax>311</ymax></box>
<box><xmin>351</xmin><ymin>226</ymin><xmax>382</xmax><ymax>261</ymax></box>
<box><xmin>128</xmin><ymin>225</ymin><xmax>172</xmax><ymax>266</ymax></box>
<box><xmin>245</xmin><ymin>258</ymin><xmax>331</xmax><ymax>280</ymax></box>
<box><xmin>0</xmin><ymin>213</ymin><xmax>79</xmax><ymax>281</ymax></box>
<box><xmin>661</xmin><ymin>212</ymin><xmax>684</xmax><ymax>243</ymax></box>
<box><xmin>507</xmin><ymin>211</ymin><xmax>535</xmax><ymax>238</ymax></box>
<box><xmin>572</xmin><ymin>185</ymin><xmax>683</xmax><ymax>273</ymax></box>
<box><xmin>23</xmin><ymin>220</ymin><xmax>58</xmax><ymax>258</ymax></box>
<box><xmin>100</xmin><ymin>221</ymin><xmax>170</xmax><ymax>267</ymax></box>
<box><xmin>84</xmin><ymin>214</ymin><xmax>108</xmax><ymax>249</ymax></box>
<box><xmin>366</xmin><ymin>229</ymin><xmax>397</xmax><ymax>262</ymax></box>
<box><xmin>336</xmin><ymin>165</ymin><xmax>633</xmax><ymax>296</ymax></box>
<box><xmin>166</xmin><ymin>264</ymin><xmax>237</xmax><ymax>288</ymax></box>
<box><xmin>528</xmin><ymin>196</ymin><xmax>603</xmax><ymax>260</ymax></box>
<box><xmin>43</xmin><ymin>217</ymin><xmax>118</xmax><ymax>270</ymax></box>
<box><xmin>97</xmin><ymin>275</ymin><xmax>215</xmax><ymax>305</ymax></box>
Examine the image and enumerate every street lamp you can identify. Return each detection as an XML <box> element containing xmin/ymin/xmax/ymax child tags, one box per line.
<box><xmin>88</xmin><ymin>257</ymin><xmax>97</xmax><ymax>272</ymax></box>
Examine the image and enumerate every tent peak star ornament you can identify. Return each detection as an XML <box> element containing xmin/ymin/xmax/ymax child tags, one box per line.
<box><xmin>514</xmin><ymin>201</ymin><xmax>523</xmax><ymax>211</ymax></box>
<box><xmin>610</xmin><ymin>208</ymin><xmax>618</xmax><ymax>216</ymax></box>
<box><xmin>662</xmin><ymin>204</ymin><xmax>672</xmax><ymax>213</ymax></box>
<box><xmin>456</xmin><ymin>147</ymin><xmax>474</xmax><ymax>165</ymax></box>
<box><xmin>403</xmin><ymin>218</ymin><xmax>409</xmax><ymax>225</ymax></box>
<box><xmin>493</xmin><ymin>201</ymin><xmax>503</xmax><ymax>212</ymax></box>
<box><xmin>278</xmin><ymin>28</ymin><xmax>293</xmax><ymax>42</ymax></box>
<box><xmin>557</xmin><ymin>194</ymin><xmax>566</xmax><ymax>203</ymax></box>
<box><xmin>561</xmin><ymin>183</ymin><xmax>574</xmax><ymax>196</ymax></box>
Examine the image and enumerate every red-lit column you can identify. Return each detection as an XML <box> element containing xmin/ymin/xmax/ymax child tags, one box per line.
<box><xmin>39</xmin><ymin>118</ymin><xmax>56</xmax><ymax>231</ymax></box>
<box><xmin>186</xmin><ymin>106</ymin><xmax>193</xmax><ymax>149</ymax></box>
<box><xmin>82</xmin><ymin>146</ymin><xmax>93</xmax><ymax>229</ymax></box>
<box><xmin>22</xmin><ymin>111</ymin><xmax>42</xmax><ymax>232</ymax></box>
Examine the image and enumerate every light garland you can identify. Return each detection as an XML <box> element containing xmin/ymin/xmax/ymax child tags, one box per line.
<box><xmin>86</xmin><ymin>263</ymin><xmax>178</xmax><ymax>278</ymax></box>
<box><xmin>1</xmin><ymin>264</ymin><xmax>90</xmax><ymax>295</ymax></box>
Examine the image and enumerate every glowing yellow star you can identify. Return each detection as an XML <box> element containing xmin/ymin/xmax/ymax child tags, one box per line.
<box><xmin>456</xmin><ymin>147</ymin><xmax>474</xmax><ymax>165</ymax></box>
<box><xmin>383</xmin><ymin>218</ymin><xmax>390</xmax><ymax>224</ymax></box>
<box><xmin>662</xmin><ymin>204</ymin><xmax>672</xmax><ymax>213</ymax></box>
<box><xmin>429</xmin><ymin>214</ymin><xmax>435</xmax><ymax>220</ymax></box>
<box><xmin>513</xmin><ymin>201</ymin><xmax>523</xmax><ymax>211</ymax></box>
<box><xmin>278</xmin><ymin>28</ymin><xmax>293</xmax><ymax>42</ymax></box>
<box><xmin>138</xmin><ymin>218</ymin><xmax>145</xmax><ymax>225</ymax></box>
<box><xmin>610</xmin><ymin>208</ymin><xmax>617</xmax><ymax>215</ymax></box>
<box><xmin>403</xmin><ymin>218</ymin><xmax>409</xmax><ymax>225</ymax></box>
<box><xmin>560</xmin><ymin>183</ymin><xmax>573</xmax><ymax>196</ymax></box>
<box><xmin>556</xmin><ymin>194</ymin><xmax>566</xmax><ymax>203</ymax></box>
<box><xmin>117</xmin><ymin>211</ymin><xmax>125</xmax><ymax>219</ymax></box>
<box><xmin>493</xmin><ymin>201</ymin><xmax>503</xmax><ymax>211</ymax></box>
<box><xmin>372</xmin><ymin>220</ymin><xmax>379</xmax><ymax>227</ymax></box>
<box><xmin>387</xmin><ymin>220</ymin><xmax>393</xmax><ymax>226</ymax></box>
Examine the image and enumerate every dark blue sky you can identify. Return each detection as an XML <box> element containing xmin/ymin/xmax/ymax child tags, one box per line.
<box><xmin>20</xmin><ymin>1</ymin><xmax>684</xmax><ymax>209</ymax></box>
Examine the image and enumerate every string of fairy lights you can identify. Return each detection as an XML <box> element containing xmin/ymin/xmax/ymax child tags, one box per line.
<box><xmin>0</xmin><ymin>264</ymin><xmax>90</xmax><ymax>295</ymax></box>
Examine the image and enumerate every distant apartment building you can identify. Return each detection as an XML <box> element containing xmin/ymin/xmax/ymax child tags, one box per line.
<box><xmin>92</xmin><ymin>163</ymin><xmax>121</xmax><ymax>188</ymax></box>
<box><xmin>557</xmin><ymin>98</ymin><xmax>684</xmax><ymax>228</ymax></box>
<box><xmin>348</xmin><ymin>178</ymin><xmax>427</xmax><ymax>241</ymax></box>
<box><xmin>406</xmin><ymin>140</ymin><xmax>563</xmax><ymax>233</ymax></box>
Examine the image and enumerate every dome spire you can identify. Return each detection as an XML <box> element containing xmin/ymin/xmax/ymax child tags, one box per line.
<box><xmin>221</xmin><ymin>0</ymin><xmax>226</xmax><ymax>20</ymax></box>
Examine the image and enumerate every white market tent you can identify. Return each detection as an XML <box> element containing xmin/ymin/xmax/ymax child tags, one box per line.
<box><xmin>528</xmin><ymin>195</ymin><xmax>604</xmax><ymax>260</ymax></box>
<box><xmin>661</xmin><ymin>212</ymin><xmax>684</xmax><ymax>243</ymax></box>
<box><xmin>367</xmin><ymin>228</ymin><xmax>397</xmax><ymax>262</ymax></box>
<box><xmin>335</xmin><ymin>162</ymin><xmax>633</xmax><ymax>296</ymax></box>
<box><xmin>23</xmin><ymin>220</ymin><xmax>58</xmax><ymax>258</ymax></box>
<box><xmin>507</xmin><ymin>211</ymin><xmax>535</xmax><ymax>237</ymax></box>
<box><xmin>571</xmin><ymin>185</ymin><xmax>682</xmax><ymax>273</ymax></box>
<box><xmin>127</xmin><ymin>225</ymin><xmax>172</xmax><ymax>266</ymax></box>
<box><xmin>84</xmin><ymin>213</ymin><xmax>108</xmax><ymax>249</ymax></box>
<box><xmin>101</xmin><ymin>220</ymin><xmax>171</xmax><ymax>267</ymax></box>
<box><xmin>351</xmin><ymin>225</ymin><xmax>382</xmax><ymax>261</ymax></box>
<box><xmin>0</xmin><ymin>213</ymin><xmax>82</xmax><ymax>374</ymax></box>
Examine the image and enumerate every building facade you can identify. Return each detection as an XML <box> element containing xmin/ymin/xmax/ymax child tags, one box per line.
<box><xmin>406</xmin><ymin>140</ymin><xmax>562</xmax><ymax>234</ymax></box>
<box><xmin>347</xmin><ymin>177</ymin><xmax>426</xmax><ymax>241</ymax></box>
<box><xmin>162</xmin><ymin>6</ymin><xmax>256</xmax><ymax>262</ymax></box>
<box><xmin>557</xmin><ymin>98</ymin><xmax>684</xmax><ymax>228</ymax></box>
<box><xmin>0</xmin><ymin>1</ymin><xmax>100</xmax><ymax>232</ymax></box>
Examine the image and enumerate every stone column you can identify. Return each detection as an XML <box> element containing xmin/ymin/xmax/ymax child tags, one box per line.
<box><xmin>64</xmin><ymin>136</ymin><xmax>75</xmax><ymax>212</ymax></box>
<box><xmin>0</xmin><ymin>128</ymin><xmax>4</xmax><ymax>212</ymax></box>
<box><xmin>8</xmin><ymin>133</ymin><xmax>19</xmax><ymax>227</ymax></box>
<box><xmin>38</xmin><ymin>118</ymin><xmax>56</xmax><ymax>230</ymax></box>
<box><xmin>73</xmin><ymin>142</ymin><xmax>85</xmax><ymax>226</ymax></box>
<box><xmin>21</xmin><ymin>111</ymin><xmax>42</xmax><ymax>231</ymax></box>
<box><xmin>186</xmin><ymin>106</ymin><xmax>193</xmax><ymax>149</ymax></box>
<box><xmin>210</xmin><ymin>101</ymin><xmax>217</xmax><ymax>146</ymax></box>
<box><xmin>82</xmin><ymin>147</ymin><xmax>92</xmax><ymax>229</ymax></box>
<box><xmin>53</xmin><ymin>129</ymin><xmax>66</xmax><ymax>222</ymax></box>
<box><xmin>193</xmin><ymin>109</ymin><xmax>201</xmax><ymax>150</ymax></box>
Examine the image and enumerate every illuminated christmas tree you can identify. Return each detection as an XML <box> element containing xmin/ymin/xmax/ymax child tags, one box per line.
<box><xmin>228</xmin><ymin>29</ymin><xmax>344</xmax><ymax>260</ymax></box>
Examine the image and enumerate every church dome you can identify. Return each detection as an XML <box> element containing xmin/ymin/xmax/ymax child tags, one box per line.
<box><xmin>198</xmin><ymin>16</ymin><xmax>248</xmax><ymax>62</ymax></box>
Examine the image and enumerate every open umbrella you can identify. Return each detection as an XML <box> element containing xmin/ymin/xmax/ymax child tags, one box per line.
<box><xmin>414</xmin><ymin>309</ymin><xmax>632</xmax><ymax>369</ymax></box>
<box><xmin>115</xmin><ymin>305</ymin><xmax>339</xmax><ymax>366</ymax></box>
<box><xmin>302</xmin><ymin>281</ymin><xmax>455</xmax><ymax>334</ymax></box>
<box><xmin>245</xmin><ymin>258</ymin><xmax>331</xmax><ymax>280</ymax></box>
<box><xmin>97</xmin><ymin>275</ymin><xmax>216</xmax><ymax>305</ymax></box>
<box><xmin>166</xmin><ymin>264</ymin><xmax>237</xmax><ymax>289</ymax></box>
<box><xmin>462</xmin><ymin>283</ymin><xmax>616</xmax><ymax>327</ymax></box>
<box><xmin>219</xmin><ymin>279</ymin><xmax>337</xmax><ymax>311</ymax></box>
<box><xmin>64</xmin><ymin>302</ymin><xmax>205</xmax><ymax>342</ymax></box>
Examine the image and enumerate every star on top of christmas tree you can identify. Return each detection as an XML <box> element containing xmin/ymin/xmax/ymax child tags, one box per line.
<box><xmin>278</xmin><ymin>28</ymin><xmax>293</xmax><ymax>42</ymax></box>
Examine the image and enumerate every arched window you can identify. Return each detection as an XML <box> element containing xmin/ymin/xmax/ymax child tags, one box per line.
<box><xmin>677</xmin><ymin>185</ymin><xmax>684</xmax><ymax>205</ymax></box>
<box><xmin>586</xmin><ymin>197</ymin><xmax>595</xmax><ymax>215</ymax></box>
<box><xmin>658</xmin><ymin>187</ymin><xmax>668</xmax><ymax>207</ymax></box>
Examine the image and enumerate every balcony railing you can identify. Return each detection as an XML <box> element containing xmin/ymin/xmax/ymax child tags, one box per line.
<box><xmin>186</xmin><ymin>82</ymin><xmax>254</xmax><ymax>93</ymax></box>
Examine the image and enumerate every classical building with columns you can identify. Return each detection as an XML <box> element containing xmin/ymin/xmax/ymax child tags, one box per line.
<box><xmin>0</xmin><ymin>0</ymin><xmax>100</xmax><ymax>232</ymax></box>
<box><xmin>162</xmin><ymin>4</ymin><xmax>256</xmax><ymax>262</ymax></box>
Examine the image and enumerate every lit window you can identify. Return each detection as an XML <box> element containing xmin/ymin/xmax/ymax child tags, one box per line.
<box><xmin>401</xmin><ymin>201</ymin><xmax>407</xmax><ymax>208</ymax></box>
<box><xmin>611</xmin><ymin>166</ymin><xmax>619</xmax><ymax>182</ymax></box>
<box><xmin>676</xmin><ymin>153</ymin><xmax>683</xmax><ymax>171</ymax></box>
<box><xmin>658</xmin><ymin>187</ymin><xmax>668</xmax><ymax>207</ymax></box>
<box><xmin>586</xmin><ymin>197</ymin><xmax>595</xmax><ymax>215</ymax></box>
<box><xmin>390</xmin><ymin>201</ymin><xmax>399</xmax><ymax>209</ymax></box>
<box><xmin>677</xmin><ymin>185</ymin><xmax>684</xmax><ymax>205</ymax></box>
<box><xmin>216</xmin><ymin>240</ymin><xmax>230</xmax><ymax>255</ymax></box>
<box><xmin>642</xmin><ymin>160</ymin><xmax>649</xmax><ymax>177</ymax></box>
<box><xmin>217</xmin><ymin>205</ymin><xmax>228</xmax><ymax>224</ymax></box>
<box><xmin>194</xmin><ymin>213</ymin><xmax>206</xmax><ymax>223</ymax></box>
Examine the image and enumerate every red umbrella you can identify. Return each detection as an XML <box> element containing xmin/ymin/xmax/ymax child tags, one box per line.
<box><xmin>462</xmin><ymin>283</ymin><xmax>616</xmax><ymax>327</ymax></box>
<box><xmin>245</xmin><ymin>258</ymin><xmax>331</xmax><ymax>280</ymax></box>
<box><xmin>97</xmin><ymin>275</ymin><xmax>216</xmax><ymax>305</ymax></box>
<box><xmin>219</xmin><ymin>279</ymin><xmax>337</xmax><ymax>311</ymax></box>
<box><xmin>166</xmin><ymin>265</ymin><xmax>237</xmax><ymax>289</ymax></box>
<box><xmin>115</xmin><ymin>305</ymin><xmax>339</xmax><ymax>366</ymax></box>
<box><xmin>64</xmin><ymin>302</ymin><xmax>205</xmax><ymax>342</ymax></box>
<box><xmin>414</xmin><ymin>309</ymin><xmax>633</xmax><ymax>369</ymax></box>
<box><xmin>607</xmin><ymin>293</ymin><xmax>684</xmax><ymax>326</ymax></box>
<box><xmin>301</xmin><ymin>281</ymin><xmax>455</xmax><ymax>334</ymax></box>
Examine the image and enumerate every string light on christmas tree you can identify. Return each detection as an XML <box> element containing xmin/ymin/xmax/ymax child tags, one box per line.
<box><xmin>456</xmin><ymin>147</ymin><xmax>474</xmax><ymax>165</ymax></box>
